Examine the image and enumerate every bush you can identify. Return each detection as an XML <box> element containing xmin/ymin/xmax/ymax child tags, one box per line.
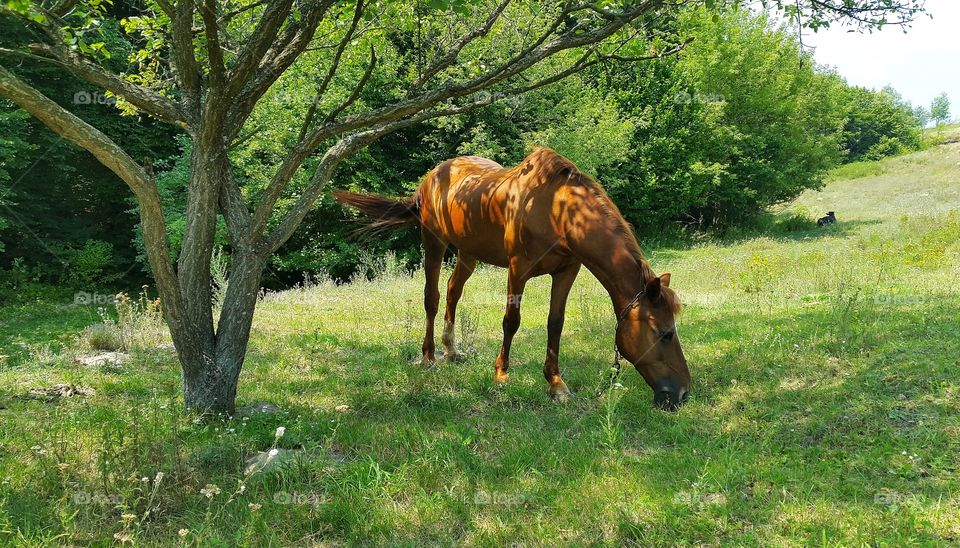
<box><xmin>595</xmin><ymin>7</ymin><xmax>845</xmax><ymax>232</ymax></box>
<box><xmin>864</xmin><ymin>136</ymin><xmax>905</xmax><ymax>161</ymax></box>
<box><xmin>66</xmin><ymin>240</ymin><xmax>120</xmax><ymax>288</ymax></box>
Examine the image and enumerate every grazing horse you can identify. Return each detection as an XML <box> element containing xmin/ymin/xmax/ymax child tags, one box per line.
<box><xmin>334</xmin><ymin>148</ymin><xmax>691</xmax><ymax>410</ymax></box>
<box><xmin>817</xmin><ymin>211</ymin><xmax>837</xmax><ymax>226</ymax></box>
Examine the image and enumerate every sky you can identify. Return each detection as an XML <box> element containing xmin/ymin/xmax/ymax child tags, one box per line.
<box><xmin>804</xmin><ymin>0</ymin><xmax>958</xmax><ymax>119</ymax></box>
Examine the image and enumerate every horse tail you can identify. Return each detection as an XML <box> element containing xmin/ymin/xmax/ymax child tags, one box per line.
<box><xmin>332</xmin><ymin>189</ymin><xmax>421</xmax><ymax>237</ymax></box>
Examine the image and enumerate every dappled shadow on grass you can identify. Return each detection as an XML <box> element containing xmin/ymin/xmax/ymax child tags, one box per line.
<box><xmin>227</xmin><ymin>290</ymin><xmax>960</xmax><ymax>543</ymax></box>
<box><xmin>2</xmin><ymin>288</ymin><xmax>959</xmax><ymax>544</ymax></box>
<box><xmin>711</xmin><ymin>216</ymin><xmax>885</xmax><ymax>247</ymax></box>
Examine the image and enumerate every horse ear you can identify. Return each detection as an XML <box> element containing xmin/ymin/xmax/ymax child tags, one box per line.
<box><xmin>645</xmin><ymin>276</ymin><xmax>662</xmax><ymax>301</ymax></box>
<box><xmin>660</xmin><ymin>272</ymin><xmax>671</xmax><ymax>288</ymax></box>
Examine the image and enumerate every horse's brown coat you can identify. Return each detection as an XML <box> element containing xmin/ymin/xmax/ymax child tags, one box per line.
<box><xmin>335</xmin><ymin>148</ymin><xmax>690</xmax><ymax>408</ymax></box>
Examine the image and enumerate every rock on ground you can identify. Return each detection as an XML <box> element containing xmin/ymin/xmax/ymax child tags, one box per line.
<box><xmin>234</xmin><ymin>403</ymin><xmax>282</xmax><ymax>418</ymax></box>
<box><xmin>27</xmin><ymin>384</ymin><xmax>95</xmax><ymax>402</ymax></box>
<box><xmin>244</xmin><ymin>448</ymin><xmax>308</xmax><ymax>474</ymax></box>
<box><xmin>76</xmin><ymin>352</ymin><xmax>128</xmax><ymax>367</ymax></box>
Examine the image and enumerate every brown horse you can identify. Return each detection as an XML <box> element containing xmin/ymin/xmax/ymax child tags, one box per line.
<box><xmin>334</xmin><ymin>148</ymin><xmax>691</xmax><ymax>410</ymax></box>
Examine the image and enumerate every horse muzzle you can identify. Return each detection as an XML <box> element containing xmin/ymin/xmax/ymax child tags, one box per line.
<box><xmin>653</xmin><ymin>382</ymin><xmax>689</xmax><ymax>412</ymax></box>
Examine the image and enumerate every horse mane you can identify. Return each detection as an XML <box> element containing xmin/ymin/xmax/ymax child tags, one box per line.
<box><xmin>522</xmin><ymin>147</ymin><xmax>681</xmax><ymax>313</ymax></box>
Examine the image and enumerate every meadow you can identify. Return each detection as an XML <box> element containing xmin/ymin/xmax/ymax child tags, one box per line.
<box><xmin>1</xmin><ymin>131</ymin><xmax>959</xmax><ymax>545</ymax></box>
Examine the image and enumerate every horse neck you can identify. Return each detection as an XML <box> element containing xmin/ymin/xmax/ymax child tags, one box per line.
<box><xmin>574</xmin><ymin>228</ymin><xmax>649</xmax><ymax>315</ymax></box>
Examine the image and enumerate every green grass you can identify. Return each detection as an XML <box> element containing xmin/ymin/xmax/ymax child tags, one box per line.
<box><xmin>2</xmin><ymin>139</ymin><xmax>960</xmax><ymax>545</ymax></box>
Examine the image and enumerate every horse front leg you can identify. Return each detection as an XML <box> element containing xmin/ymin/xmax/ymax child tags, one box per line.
<box><xmin>544</xmin><ymin>263</ymin><xmax>580</xmax><ymax>402</ymax></box>
<box><xmin>420</xmin><ymin>230</ymin><xmax>447</xmax><ymax>365</ymax></box>
<box><xmin>442</xmin><ymin>253</ymin><xmax>477</xmax><ymax>362</ymax></box>
<box><xmin>494</xmin><ymin>261</ymin><xmax>529</xmax><ymax>384</ymax></box>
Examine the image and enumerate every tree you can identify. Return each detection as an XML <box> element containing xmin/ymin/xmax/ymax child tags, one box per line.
<box><xmin>840</xmin><ymin>86</ymin><xmax>921</xmax><ymax>160</ymax></box>
<box><xmin>0</xmin><ymin>0</ymin><xmax>927</xmax><ymax>413</ymax></box>
<box><xmin>931</xmin><ymin>92</ymin><xmax>951</xmax><ymax>127</ymax></box>
<box><xmin>914</xmin><ymin>105</ymin><xmax>930</xmax><ymax>137</ymax></box>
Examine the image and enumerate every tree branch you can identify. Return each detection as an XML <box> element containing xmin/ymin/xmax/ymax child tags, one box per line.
<box><xmin>170</xmin><ymin>0</ymin><xmax>202</xmax><ymax>119</ymax></box>
<box><xmin>0</xmin><ymin>2</ymin><xmax>186</xmax><ymax>126</ymax></box>
<box><xmin>298</xmin><ymin>0</ymin><xmax>366</xmax><ymax>141</ymax></box>
<box><xmin>410</xmin><ymin>0</ymin><xmax>512</xmax><ymax>91</ymax></box>
<box><xmin>323</xmin><ymin>45</ymin><xmax>376</xmax><ymax>123</ymax></box>
<box><xmin>224</xmin><ymin>0</ymin><xmax>337</xmax><ymax>140</ymax></box>
<box><xmin>199</xmin><ymin>0</ymin><xmax>228</xmax><ymax>91</ymax></box>
<box><xmin>0</xmin><ymin>38</ymin><xmax>188</xmax><ymax>127</ymax></box>
<box><xmin>225</xmin><ymin>0</ymin><xmax>294</xmax><ymax>98</ymax></box>
<box><xmin>0</xmin><ymin>62</ymin><xmax>185</xmax><ymax>327</ymax></box>
<box><xmin>251</xmin><ymin>1</ymin><xmax>664</xmax><ymax>243</ymax></box>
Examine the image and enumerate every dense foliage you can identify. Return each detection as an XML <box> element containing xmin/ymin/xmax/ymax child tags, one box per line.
<box><xmin>0</xmin><ymin>13</ymin><xmax>179</xmax><ymax>294</ymax></box>
<box><xmin>840</xmin><ymin>86</ymin><xmax>921</xmax><ymax>161</ymax></box>
<box><xmin>0</xmin><ymin>3</ymin><xmax>935</xmax><ymax>289</ymax></box>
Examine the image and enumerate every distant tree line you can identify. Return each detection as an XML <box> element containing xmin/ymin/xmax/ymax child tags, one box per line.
<box><xmin>0</xmin><ymin>3</ymin><xmax>938</xmax><ymax>294</ymax></box>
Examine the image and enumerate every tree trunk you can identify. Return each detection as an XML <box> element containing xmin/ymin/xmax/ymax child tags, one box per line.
<box><xmin>172</xmin><ymin>250</ymin><xmax>264</xmax><ymax>414</ymax></box>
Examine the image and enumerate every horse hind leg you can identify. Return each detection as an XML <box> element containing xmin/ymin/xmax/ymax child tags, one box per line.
<box><xmin>442</xmin><ymin>253</ymin><xmax>477</xmax><ymax>362</ymax></box>
<box><xmin>419</xmin><ymin>229</ymin><xmax>447</xmax><ymax>366</ymax></box>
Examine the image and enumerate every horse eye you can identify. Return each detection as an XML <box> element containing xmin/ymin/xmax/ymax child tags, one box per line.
<box><xmin>659</xmin><ymin>330</ymin><xmax>675</xmax><ymax>343</ymax></box>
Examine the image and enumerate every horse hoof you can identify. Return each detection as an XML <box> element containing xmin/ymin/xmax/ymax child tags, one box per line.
<box><xmin>412</xmin><ymin>355</ymin><xmax>436</xmax><ymax>367</ymax></box>
<box><xmin>445</xmin><ymin>352</ymin><xmax>467</xmax><ymax>363</ymax></box>
<box><xmin>549</xmin><ymin>381</ymin><xmax>572</xmax><ymax>403</ymax></box>
<box><xmin>493</xmin><ymin>371</ymin><xmax>509</xmax><ymax>384</ymax></box>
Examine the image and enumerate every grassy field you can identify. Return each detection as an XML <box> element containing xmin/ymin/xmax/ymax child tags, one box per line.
<box><xmin>1</xmin><ymin>133</ymin><xmax>959</xmax><ymax>545</ymax></box>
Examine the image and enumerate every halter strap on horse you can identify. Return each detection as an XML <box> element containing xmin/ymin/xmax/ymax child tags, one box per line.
<box><xmin>595</xmin><ymin>289</ymin><xmax>645</xmax><ymax>397</ymax></box>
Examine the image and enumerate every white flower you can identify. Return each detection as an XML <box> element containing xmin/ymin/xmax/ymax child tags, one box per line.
<box><xmin>275</xmin><ymin>426</ymin><xmax>286</xmax><ymax>439</ymax></box>
<box><xmin>154</xmin><ymin>472</ymin><xmax>164</xmax><ymax>483</ymax></box>
<box><xmin>200</xmin><ymin>484</ymin><xmax>221</xmax><ymax>498</ymax></box>
<box><xmin>178</xmin><ymin>528</ymin><xmax>189</xmax><ymax>538</ymax></box>
<box><xmin>268</xmin><ymin>448</ymin><xmax>280</xmax><ymax>458</ymax></box>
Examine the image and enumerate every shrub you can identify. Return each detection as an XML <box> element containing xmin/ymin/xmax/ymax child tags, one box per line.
<box><xmin>864</xmin><ymin>136</ymin><xmax>905</xmax><ymax>161</ymax></box>
<box><xmin>66</xmin><ymin>240</ymin><xmax>120</xmax><ymax>288</ymax></box>
<box><xmin>841</xmin><ymin>87</ymin><xmax>921</xmax><ymax>161</ymax></box>
<box><xmin>83</xmin><ymin>323</ymin><xmax>123</xmax><ymax>352</ymax></box>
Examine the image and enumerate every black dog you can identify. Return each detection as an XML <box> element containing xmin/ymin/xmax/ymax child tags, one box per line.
<box><xmin>817</xmin><ymin>211</ymin><xmax>836</xmax><ymax>226</ymax></box>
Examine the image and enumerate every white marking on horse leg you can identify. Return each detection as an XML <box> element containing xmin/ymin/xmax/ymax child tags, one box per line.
<box><xmin>441</xmin><ymin>320</ymin><xmax>457</xmax><ymax>355</ymax></box>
